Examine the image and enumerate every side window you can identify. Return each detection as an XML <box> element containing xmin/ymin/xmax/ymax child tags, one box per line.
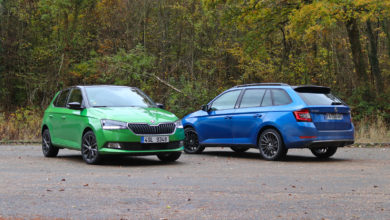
<box><xmin>261</xmin><ymin>89</ymin><xmax>272</xmax><ymax>106</ymax></box>
<box><xmin>272</xmin><ymin>89</ymin><xmax>292</xmax><ymax>105</ymax></box>
<box><xmin>55</xmin><ymin>89</ymin><xmax>70</xmax><ymax>107</ymax></box>
<box><xmin>211</xmin><ymin>90</ymin><xmax>241</xmax><ymax>111</ymax></box>
<box><xmin>67</xmin><ymin>88</ymin><xmax>83</xmax><ymax>106</ymax></box>
<box><xmin>240</xmin><ymin>89</ymin><xmax>266</xmax><ymax>108</ymax></box>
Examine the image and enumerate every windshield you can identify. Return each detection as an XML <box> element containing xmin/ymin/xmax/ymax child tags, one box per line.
<box><xmin>297</xmin><ymin>92</ymin><xmax>344</xmax><ymax>106</ymax></box>
<box><xmin>85</xmin><ymin>87</ymin><xmax>155</xmax><ymax>108</ymax></box>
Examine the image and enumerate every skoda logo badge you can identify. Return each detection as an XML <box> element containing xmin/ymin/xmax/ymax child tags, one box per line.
<box><xmin>150</xmin><ymin>120</ymin><xmax>155</xmax><ymax>124</ymax></box>
<box><xmin>334</xmin><ymin>107</ymin><xmax>338</xmax><ymax>113</ymax></box>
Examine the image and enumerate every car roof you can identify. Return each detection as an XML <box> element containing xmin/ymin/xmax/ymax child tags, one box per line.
<box><xmin>74</xmin><ymin>85</ymin><xmax>135</xmax><ymax>89</ymax></box>
<box><xmin>231</xmin><ymin>83</ymin><xmax>330</xmax><ymax>92</ymax></box>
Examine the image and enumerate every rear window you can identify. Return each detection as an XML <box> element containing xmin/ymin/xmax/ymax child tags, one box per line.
<box><xmin>297</xmin><ymin>92</ymin><xmax>343</xmax><ymax>106</ymax></box>
<box><xmin>272</xmin><ymin>89</ymin><xmax>292</xmax><ymax>105</ymax></box>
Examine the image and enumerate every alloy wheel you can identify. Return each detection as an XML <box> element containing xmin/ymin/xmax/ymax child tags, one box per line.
<box><xmin>184</xmin><ymin>128</ymin><xmax>204</xmax><ymax>154</ymax></box>
<box><xmin>260</xmin><ymin>132</ymin><xmax>279</xmax><ymax>158</ymax></box>
<box><xmin>258</xmin><ymin>129</ymin><xmax>287</xmax><ymax>161</ymax></box>
<box><xmin>82</xmin><ymin>131</ymin><xmax>100</xmax><ymax>164</ymax></box>
<box><xmin>41</xmin><ymin>129</ymin><xmax>59</xmax><ymax>157</ymax></box>
<box><xmin>42</xmin><ymin>131</ymin><xmax>51</xmax><ymax>155</ymax></box>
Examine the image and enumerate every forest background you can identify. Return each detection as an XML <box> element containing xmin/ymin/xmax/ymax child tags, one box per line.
<box><xmin>1</xmin><ymin>0</ymin><xmax>390</xmax><ymax>142</ymax></box>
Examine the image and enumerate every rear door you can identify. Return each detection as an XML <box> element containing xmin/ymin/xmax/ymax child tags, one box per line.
<box><xmin>296</xmin><ymin>89</ymin><xmax>352</xmax><ymax>131</ymax></box>
<box><xmin>232</xmin><ymin>88</ymin><xmax>266</xmax><ymax>145</ymax></box>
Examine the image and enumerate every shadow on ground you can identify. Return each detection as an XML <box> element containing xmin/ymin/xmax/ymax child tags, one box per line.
<box><xmin>201</xmin><ymin>150</ymin><xmax>352</xmax><ymax>163</ymax></box>
<box><xmin>56</xmin><ymin>154</ymin><xmax>185</xmax><ymax>167</ymax></box>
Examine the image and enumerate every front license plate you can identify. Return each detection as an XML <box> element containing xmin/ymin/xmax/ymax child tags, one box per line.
<box><xmin>326</xmin><ymin>113</ymin><xmax>343</xmax><ymax>120</ymax></box>
<box><xmin>141</xmin><ymin>136</ymin><xmax>169</xmax><ymax>143</ymax></box>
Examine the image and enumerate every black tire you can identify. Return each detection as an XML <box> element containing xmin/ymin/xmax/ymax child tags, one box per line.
<box><xmin>311</xmin><ymin>147</ymin><xmax>337</xmax><ymax>159</ymax></box>
<box><xmin>258</xmin><ymin>129</ymin><xmax>287</xmax><ymax>161</ymax></box>
<box><xmin>81</xmin><ymin>131</ymin><xmax>101</xmax><ymax>165</ymax></box>
<box><xmin>184</xmin><ymin>127</ymin><xmax>205</xmax><ymax>154</ymax></box>
<box><xmin>157</xmin><ymin>152</ymin><xmax>182</xmax><ymax>162</ymax></box>
<box><xmin>230</xmin><ymin>146</ymin><xmax>250</xmax><ymax>153</ymax></box>
<box><xmin>42</xmin><ymin>129</ymin><xmax>59</xmax><ymax>157</ymax></box>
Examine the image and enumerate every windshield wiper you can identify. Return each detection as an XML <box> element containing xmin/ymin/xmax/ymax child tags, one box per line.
<box><xmin>331</xmin><ymin>102</ymin><xmax>342</xmax><ymax>105</ymax></box>
<box><xmin>93</xmin><ymin>105</ymin><xmax>108</xmax><ymax>108</ymax></box>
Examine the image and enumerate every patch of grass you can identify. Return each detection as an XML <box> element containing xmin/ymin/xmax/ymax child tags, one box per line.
<box><xmin>355</xmin><ymin>116</ymin><xmax>390</xmax><ymax>143</ymax></box>
<box><xmin>0</xmin><ymin>107</ymin><xmax>42</xmax><ymax>142</ymax></box>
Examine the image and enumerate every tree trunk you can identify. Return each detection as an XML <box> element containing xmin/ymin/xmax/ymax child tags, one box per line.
<box><xmin>366</xmin><ymin>20</ymin><xmax>383</xmax><ymax>93</ymax></box>
<box><xmin>382</xmin><ymin>19</ymin><xmax>390</xmax><ymax>58</ymax></box>
<box><xmin>345</xmin><ymin>18</ymin><xmax>368</xmax><ymax>85</ymax></box>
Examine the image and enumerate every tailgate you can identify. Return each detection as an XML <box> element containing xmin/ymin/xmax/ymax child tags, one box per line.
<box><xmin>308</xmin><ymin>106</ymin><xmax>352</xmax><ymax>130</ymax></box>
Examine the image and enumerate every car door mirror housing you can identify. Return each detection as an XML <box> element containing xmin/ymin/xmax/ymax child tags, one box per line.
<box><xmin>201</xmin><ymin>104</ymin><xmax>210</xmax><ymax>112</ymax></box>
<box><xmin>68</xmin><ymin>102</ymin><xmax>83</xmax><ymax>110</ymax></box>
<box><xmin>156</xmin><ymin>103</ymin><xmax>164</xmax><ymax>109</ymax></box>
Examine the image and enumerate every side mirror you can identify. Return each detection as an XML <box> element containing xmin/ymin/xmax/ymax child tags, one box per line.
<box><xmin>67</xmin><ymin>102</ymin><xmax>83</xmax><ymax>110</ymax></box>
<box><xmin>201</xmin><ymin>104</ymin><xmax>210</xmax><ymax>112</ymax></box>
<box><xmin>156</xmin><ymin>103</ymin><xmax>164</xmax><ymax>109</ymax></box>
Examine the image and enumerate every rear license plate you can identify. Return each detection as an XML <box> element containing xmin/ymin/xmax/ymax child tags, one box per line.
<box><xmin>141</xmin><ymin>136</ymin><xmax>169</xmax><ymax>143</ymax></box>
<box><xmin>326</xmin><ymin>113</ymin><xmax>343</xmax><ymax>120</ymax></box>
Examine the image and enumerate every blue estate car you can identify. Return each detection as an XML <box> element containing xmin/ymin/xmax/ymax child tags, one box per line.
<box><xmin>182</xmin><ymin>83</ymin><xmax>354</xmax><ymax>160</ymax></box>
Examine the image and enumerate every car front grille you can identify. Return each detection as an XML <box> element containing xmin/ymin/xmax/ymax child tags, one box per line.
<box><xmin>116</xmin><ymin>141</ymin><xmax>182</xmax><ymax>151</ymax></box>
<box><xmin>127</xmin><ymin>123</ymin><xmax>176</xmax><ymax>135</ymax></box>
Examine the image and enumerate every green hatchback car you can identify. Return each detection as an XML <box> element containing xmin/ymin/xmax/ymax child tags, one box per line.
<box><xmin>41</xmin><ymin>85</ymin><xmax>184</xmax><ymax>164</ymax></box>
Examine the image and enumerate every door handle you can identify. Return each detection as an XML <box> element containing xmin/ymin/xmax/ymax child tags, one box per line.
<box><xmin>224</xmin><ymin>116</ymin><xmax>232</xmax><ymax>119</ymax></box>
<box><xmin>254</xmin><ymin>114</ymin><xmax>262</xmax><ymax>118</ymax></box>
<box><xmin>61</xmin><ymin>116</ymin><xmax>66</xmax><ymax>119</ymax></box>
<box><xmin>49</xmin><ymin>115</ymin><xmax>53</xmax><ymax>118</ymax></box>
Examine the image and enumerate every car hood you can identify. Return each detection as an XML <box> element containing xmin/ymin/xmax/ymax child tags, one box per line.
<box><xmin>88</xmin><ymin>107</ymin><xmax>179</xmax><ymax>124</ymax></box>
<box><xmin>183</xmin><ymin>110</ymin><xmax>206</xmax><ymax>119</ymax></box>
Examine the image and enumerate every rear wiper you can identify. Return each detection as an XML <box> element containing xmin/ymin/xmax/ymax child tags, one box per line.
<box><xmin>331</xmin><ymin>102</ymin><xmax>342</xmax><ymax>105</ymax></box>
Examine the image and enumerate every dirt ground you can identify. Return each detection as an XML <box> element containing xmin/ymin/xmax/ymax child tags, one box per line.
<box><xmin>0</xmin><ymin>145</ymin><xmax>389</xmax><ymax>219</ymax></box>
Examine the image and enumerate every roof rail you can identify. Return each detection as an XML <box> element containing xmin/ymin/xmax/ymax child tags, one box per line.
<box><xmin>234</xmin><ymin>83</ymin><xmax>289</xmax><ymax>88</ymax></box>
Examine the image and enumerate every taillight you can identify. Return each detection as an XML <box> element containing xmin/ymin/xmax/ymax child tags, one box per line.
<box><xmin>293</xmin><ymin>109</ymin><xmax>312</xmax><ymax>122</ymax></box>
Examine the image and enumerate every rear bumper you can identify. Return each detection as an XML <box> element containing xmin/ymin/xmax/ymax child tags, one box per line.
<box><xmin>283</xmin><ymin>122</ymin><xmax>354</xmax><ymax>149</ymax></box>
<box><xmin>305</xmin><ymin>139</ymin><xmax>354</xmax><ymax>149</ymax></box>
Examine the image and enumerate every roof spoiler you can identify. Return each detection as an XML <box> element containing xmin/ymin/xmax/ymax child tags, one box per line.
<box><xmin>293</xmin><ymin>85</ymin><xmax>331</xmax><ymax>93</ymax></box>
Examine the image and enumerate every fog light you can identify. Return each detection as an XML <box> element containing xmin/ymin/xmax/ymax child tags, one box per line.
<box><xmin>107</xmin><ymin>143</ymin><xmax>121</xmax><ymax>149</ymax></box>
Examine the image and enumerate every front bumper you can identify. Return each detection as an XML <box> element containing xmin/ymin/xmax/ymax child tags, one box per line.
<box><xmin>94</xmin><ymin>126</ymin><xmax>185</xmax><ymax>154</ymax></box>
<box><xmin>99</xmin><ymin>141</ymin><xmax>184</xmax><ymax>155</ymax></box>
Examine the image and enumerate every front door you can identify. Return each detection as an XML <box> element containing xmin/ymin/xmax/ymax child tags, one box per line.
<box><xmin>197</xmin><ymin>90</ymin><xmax>242</xmax><ymax>145</ymax></box>
<box><xmin>50</xmin><ymin>89</ymin><xmax>71</xmax><ymax>146</ymax></box>
<box><xmin>61</xmin><ymin>88</ymin><xmax>86</xmax><ymax>149</ymax></box>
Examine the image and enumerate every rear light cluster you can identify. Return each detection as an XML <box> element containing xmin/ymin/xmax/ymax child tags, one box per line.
<box><xmin>293</xmin><ymin>109</ymin><xmax>312</xmax><ymax>122</ymax></box>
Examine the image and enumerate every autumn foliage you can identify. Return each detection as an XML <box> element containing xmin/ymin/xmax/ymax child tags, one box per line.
<box><xmin>1</xmin><ymin>0</ymin><xmax>390</xmax><ymax>140</ymax></box>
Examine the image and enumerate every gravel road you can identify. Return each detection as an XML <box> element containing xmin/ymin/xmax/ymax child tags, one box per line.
<box><xmin>0</xmin><ymin>145</ymin><xmax>389</xmax><ymax>219</ymax></box>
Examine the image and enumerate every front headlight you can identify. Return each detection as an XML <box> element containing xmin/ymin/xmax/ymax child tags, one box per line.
<box><xmin>101</xmin><ymin>119</ymin><xmax>128</xmax><ymax>130</ymax></box>
<box><xmin>175</xmin><ymin>120</ymin><xmax>183</xmax><ymax>129</ymax></box>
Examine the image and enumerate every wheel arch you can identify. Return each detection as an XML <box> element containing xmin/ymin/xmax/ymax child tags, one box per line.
<box><xmin>41</xmin><ymin>124</ymin><xmax>49</xmax><ymax>134</ymax></box>
<box><xmin>82</xmin><ymin>126</ymin><xmax>94</xmax><ymax>137</ymax></box>
<box><xmin>184</xmin><ymin>124</ymin><xmax>195</xmax><ymax>130</ymax></box>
